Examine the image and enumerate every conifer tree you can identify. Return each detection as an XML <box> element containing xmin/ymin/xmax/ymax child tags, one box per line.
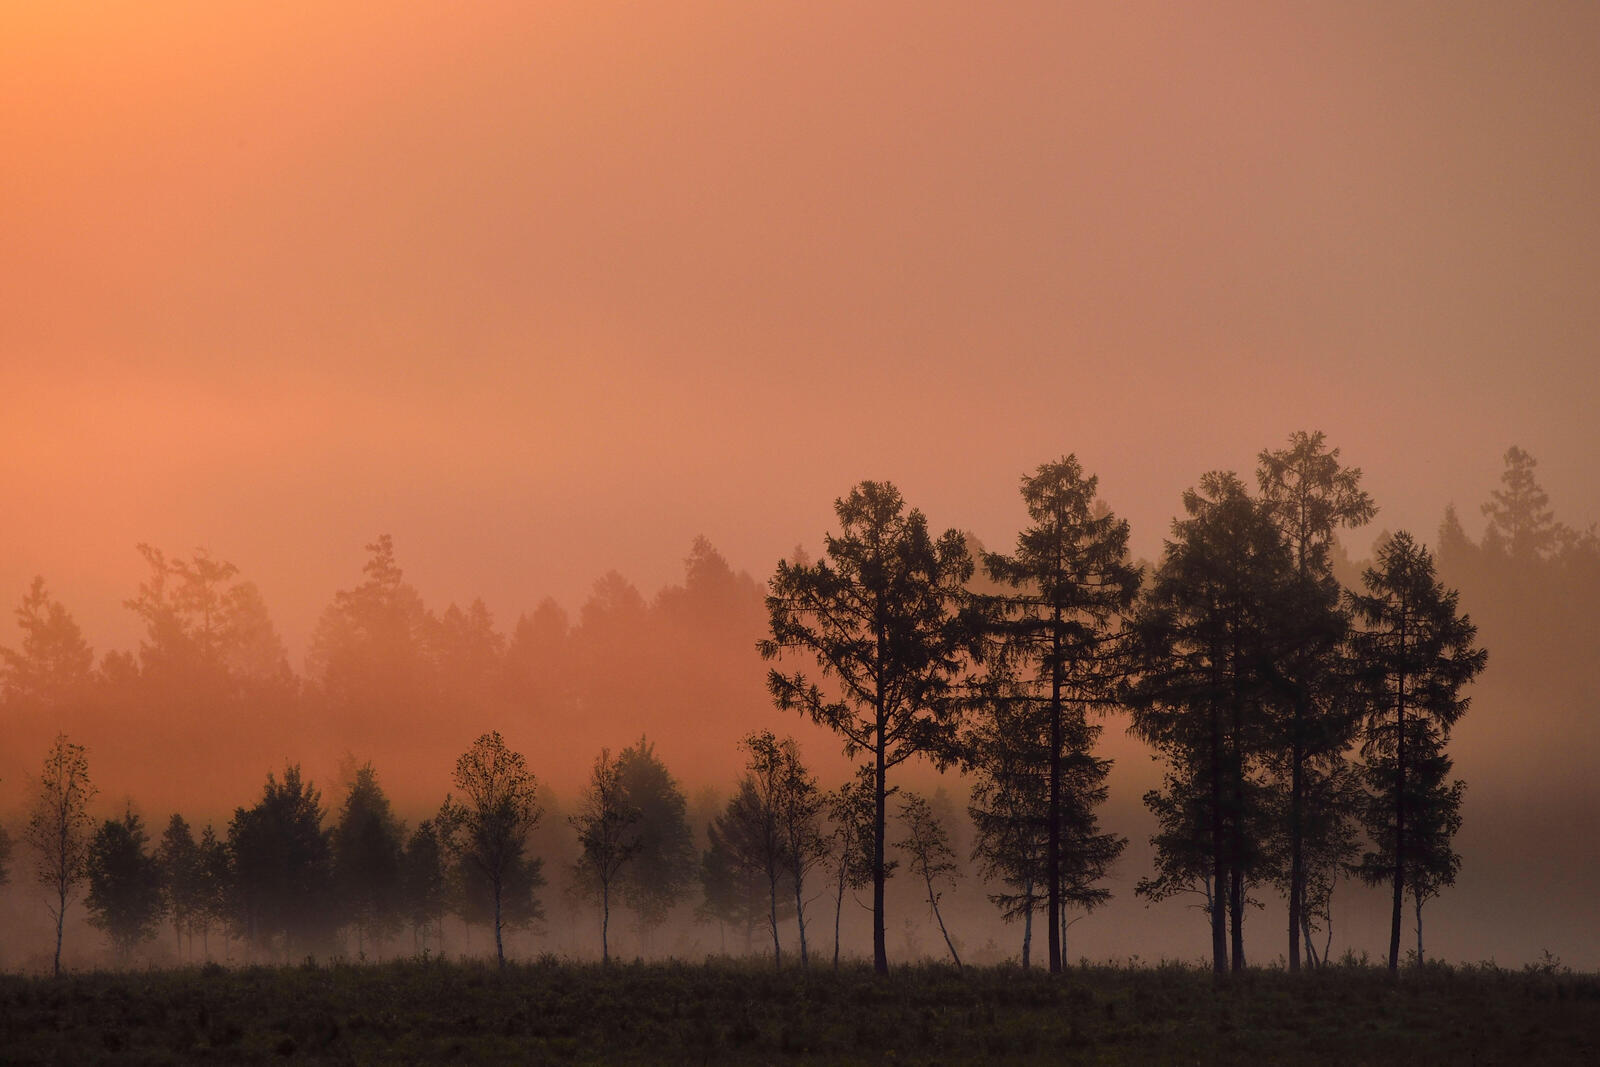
<box><xmin>1255</xmin><ymin>431</ymin><xmax>1374</xmax><ymax>971</ymax></box>
<box><xmin>975</xmin><ymin>456</ymin><xmax>1138</xmax><ymax>972</ymax></box>
<box><xmin>87</xmin><ymin>810</ymin><xmax>165</xmax><ymax>961</ymax></box>
<box><xmin>761</xmin><ymin>481</ymin><xmax>973</xmax><ymax>974</ymax></box>
<box><xmin>1348</xmin><ymin>532</ymin><xmax>1484</xmax><ymax>974</ymax></box>
<box><xmin>1127</xmin><ymin>473</ymin><xmax>1292</xmax><ymax>974</ymax></box>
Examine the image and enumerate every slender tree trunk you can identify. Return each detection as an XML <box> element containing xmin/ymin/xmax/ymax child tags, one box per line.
<box><xmin>1229</xmin><ymin>865</ymin><xmax>1245</xmax><ymax>971</ymax></box>
<box><xmin>1210</xmin><ymin>710</ymin><xmax>1228</xmax><ymax>976</ymax></box>
<box><xmin>1288</xmin><ymin>721</ymin><xmax>1304</xmax><ymax>973</ymax></box>
<box><xmin>923</xmin><ymin>877</ymin><xmax>961</xmax><ymax>971</ymax></box>
<box><xmin>1020</xmin><ymin>879</ymin><xmax>1033</xmax><ymax>970</ymax></box>
<box><xmin>1414</xmin><ymin>894</ymin><xmax>1424</xmax><ymax>965</ymax></box>
<box><xmin>833</xmin><ymin>853</ymin><xmax>847</xmax><ymax>970</ymax></box>
<box><xmin>54</xmin><ymin>881</ymin><xmax>66</xmax><ymax>978</ymax></box>
<box><xmin>768</xmin><ymin>871</ymin><xmax>782</xmax><ymax>970</ymax></box>
<box><xmin>792</xmin><ymin>856</ymin><xmax>809</xmax><ymax>969</ymax></box>
<box><xmin>873</xmin><ymin>728</ymin><xmax>888</xmax><ymax>975</ymax></box>
<box><xmin>1390</xmin><ymin>660</ymin><xmax>1407</xmax><ymax>976</ymax></box>
<box><xmin>1048</xmin><ymin>608</ymin><xmax>1063</xmax><ymax>974</ymax></box>
<box><xmin>601</xmin><ymin>881</ymin><xmax>611</xmax><ymax>964</ymax></box>
<box><xmin>493</xmin><ymin>877</ymin><xmax>505</xmax><ymax>968</ymax></box>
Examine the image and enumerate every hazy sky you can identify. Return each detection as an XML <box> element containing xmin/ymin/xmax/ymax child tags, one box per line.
<box><xmin>4</xmin><ymin>0</ymin><xmax>1597</xmax><ymax>658</ymax></box>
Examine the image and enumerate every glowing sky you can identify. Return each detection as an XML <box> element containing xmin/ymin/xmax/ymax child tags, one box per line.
<box><xmin>4</xmin><ymin>0</ymin><xmax>1596</xmax><ymax>658</ymax></box>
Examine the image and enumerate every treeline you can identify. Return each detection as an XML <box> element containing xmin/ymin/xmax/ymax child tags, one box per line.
<box><xmin>3</xmin><ymin>437</ymin><xmax>1590</xmax><ymax>977</ymax></box>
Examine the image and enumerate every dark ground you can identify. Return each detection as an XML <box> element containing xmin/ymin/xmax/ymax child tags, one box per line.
<box><xmin>1</xmin><ymin>955</ymin><xmax>1596</xmax><ymax>1064</ymax></box>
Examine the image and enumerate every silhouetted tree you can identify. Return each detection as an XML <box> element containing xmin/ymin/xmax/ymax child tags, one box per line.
<box><xmin>968</xmin><ymin>684</ymin><xmax>1125</xmax><ymax>968</ymax></box>
<box><xmin>228</xmin><ymin>765</ymin><xmax>335</xmax><ymax>958</ymax></box>
<box><xmin>976</xmin><ymin>456</ymin><xmax>1139</xmax><ymax>973</ymax></box>
<box><xmin>707</xmin><ymin>774</ymin><xmax>789</xmax><ymax>965</ymax></box>
<box><xmin>571</xmin><ymin>748</ymin><xmax>639</xmax><ymax>963</ymax></box>
<box><xmin>401</xmin><ymin>820</ymin><xmax>447</xmax><ymax>955</ymax></box>
<box><xmin>615</xmin><ymin>737</ymin><xmax>695</xmax><ymax>939</ymax></box>
<box><xmin>332</xmin><ymin>763</ymin><xmax>407</xmax><ymax>957</ymax></box>
<box><xmin>158</xmin><ymin>814</ymin><xmax>203</xmax><ymax>961</ymax></box>
<box><xmin>308</xmin><ymin>536</ymin><xmax>435</xmax><ymax>734</ymax></box>
<box><xmin>24</xmin><ymin>733</ymin><xmax>95</xmax><ymax>976</ymax></box>
<box><xmin>87</xmin><ymin>810</ymin><xmax>164</xmax><ymax>961</ymax></box>
<box><xmin>1348</xmin><ymin>531</ymin><xmax>1485</xmax><ymax>974</ymax></box>
<box><xmin>826</xmin><ymin>766</ymin><xmax>876</xmax><ymax>970</ymax></box>
<box><xmin>1481</xmin><ymin>446</ymin><xmax>1564</xmax><ymax>562</ymax></box>
<box><xmin>1127</xmin><ymin>473</ymin><xmax>1289</xmax><ymax>974</ymax></box>
<box><xmin>438</xmin><ymin>732</ymin><xmax>543</xmax><ymax>968</ymax></box>
<box><xmin>1</xmin><ymin>578</ymin><xmax>94</xmax><ymax>713</ymax></box>
<box><xmin>897</xmin><ymin>792</ymin><xmax>962</xmax><ymax>969</ymax></box>
<box><xmin>761</xmin><ymin>481</ymin><xmax>974</xmax><ymax>973</ymax></box>
<box><xmin>194</xmin><ymin>824</ymin><xmax>230</xmax><ymax>961</ymax></box>
<box><xmin>1255</xmin><ymin>430</ymin><xmax>1374</xmax><ymax>972</ymax></box>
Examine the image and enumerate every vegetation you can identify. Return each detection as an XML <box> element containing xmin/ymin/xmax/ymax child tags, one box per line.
<box><xmin>0</xmin><ymin>957</ymin><xmax>1595</xmax><ymax>1063</ymax></box>
<box><xmin>2</xmin><ymin>437</ymin><xmax>1593</xmax><ymax>988</ymax></box>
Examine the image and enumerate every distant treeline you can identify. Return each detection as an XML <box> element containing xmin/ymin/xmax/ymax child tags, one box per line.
<box><xmin>2</xmin><ymin>438</ymin><xmax>1593</xmax><ymax>978</ymax></box>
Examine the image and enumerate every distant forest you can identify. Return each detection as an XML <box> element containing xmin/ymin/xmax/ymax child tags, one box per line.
<box><xmin>1</xmin><ymin>437</ymin><xmax>1594</xmax><ymax>979</ymax></box>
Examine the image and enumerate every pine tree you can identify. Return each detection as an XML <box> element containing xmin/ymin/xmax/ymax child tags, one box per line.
<box><xmin>974</xmin><ymin>456</ymin><xmax>1137</xmax><ymax>972</ymax></box>
<box><xmin>1348</xmin><ymin>532</ymin><xmax>1485</xmax><ymax>974</ymax></box>
<box><xmin>761</xmin><ymin>481</ymin><xmax>973</xmax><ymax>973</ymax></box>
<box><xmin>1127</xmin><ymin>473</ymin><xmax>1290</xmax><ymax>974</ymax></box>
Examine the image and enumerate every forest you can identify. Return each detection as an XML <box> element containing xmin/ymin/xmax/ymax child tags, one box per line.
<box><xmin>1</xmin><ymin>434</ymin><xmax>1595</xmax><ymax>988</ymax></box>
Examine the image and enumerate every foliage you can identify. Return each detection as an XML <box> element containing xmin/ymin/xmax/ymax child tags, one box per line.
<box><xmin>570</xmin><ymin>748</ymin><xmax>639</xmax><ymax>963</ymax></box>
<box><xmin>86</xmin><ymin>810</ymin><xmax>165</xmax><ymax>959</ymax></box>
<box><xmin>1126</xmin><ymin>472</ymin><xmax>1292</xmax><ymax>974</ymax></box>
<box><xmin>1</xmin><ymin>578</ymin><xmax>95</xmax><ymax>712</ymax></box>
<box><xmin>973</xmin><ymin>455</ymin><xmax>1138</xmax><ymax>973</ymax></box>
<box><xmin>614</xmin><ymin>737</ymin><xmax>696</xmax><ymax>931</ymax></box>
<box><xmin>24</xmin><ymin>733</ymin><xmax>96</xmax><ymax>976</ymax></box>
<box><xmin>896</xmin><ymin>791</ymin><xmax>963</xmax><ymax>970</ymax></box>
<box><xmin>227</xmin><ymin>765</ymin><xmax>336</xmax><ymax>956</ymax></box>
<box><xmin>332</xmin><ymin>763</ymin><xmax>407</xmax><ymax>955</ymax></box>
<box><xmin>438</xmin><ymin>732</ymin><xmax>544</xmax><ymax>967</ymax></box>
<box><xmin>761</xmin><ymin>481</ymin><xmax>974</xmax><ymax>973</ymax></box>
<box><xmin>1348</xmin><ymin>531</ymin><xmax>1485</xmax><ymax>973</ymax></box>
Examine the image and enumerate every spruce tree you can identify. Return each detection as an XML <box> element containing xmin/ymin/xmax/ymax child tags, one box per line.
<box><xmin>1348</xmin><ymin>532</ymin><xmax>1485</xmax><ymax>974</ymax></box>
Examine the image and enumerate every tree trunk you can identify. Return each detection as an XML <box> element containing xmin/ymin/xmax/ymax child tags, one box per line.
<box><xmin>1288</xmin><ymin>720</ymin><xmax>1304</xmax><ymax>974</ymax></box>
<box><xmin>54</xmin><ymin>882</ymin><xmax>66</xmax><ymax>978</ymax></box>
<box><xmin>1229</xmin><ymin>865</ymin><xmax>1245</xmax><ymax>972</ymax></box>
<box><xmin>1415</xmin><ymin>894</ymin><xmax>1424</xmax><ymax>965</ymax></box>
<box><xmin>601</xmin><ymin>881</ymin><xmax>611</xmax><ymax>964</ymax></box>
<box><xmin>493</xmin><ymin>876</ymin><xmax>505</xmax><ymax>968</ymax></box>
<box><xmin>872</xmin><ymin>731</ymin><xmax>888</xmax><ymax>975</ymax></box>
<box><xmin>1389</xmin><ymin>664</ymin><xmax>1407</xmax><ymax>976</ymax></box>
<box><xmin>792</xmin><ymin>861</ymin><xmax>809</xmax><ymax>969</ymax></box>
<box><xmin>833</xmin><ymin>854</ymin><xmax>847</xmax><ymax>970</ymax></box>
<box><xmin>768</xmin><ymin>871</ymin><xmax>782</xmax><ymax>970</ymax></box>
<box><xmin>1210</xmin><ymin>711</ymin><xmax>1228</xmax><ymax>976</ymax></box>
<box><xmin>1020</xmin><ymin>881</ymin><xmax>1033</xmax><ymax>970</ymax></box>
<box><xmin>925</xmin><ymin>878</ymin><xmax>962</xmax><ymax>971</ymax></box>
<box><xmin>1048</xmin><ymin>608</ymin><xmax>1063</xmax><ymax>974</ymax></box>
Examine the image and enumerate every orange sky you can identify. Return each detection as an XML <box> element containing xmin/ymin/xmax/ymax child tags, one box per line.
<box><xmin>4</xmin><ymin>0</ymin><xmax>1597</xmax><ymax>658</ymax></box>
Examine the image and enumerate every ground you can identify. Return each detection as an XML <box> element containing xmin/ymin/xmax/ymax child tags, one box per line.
<box><xmin>1</xmin><ymin>956</ymin><xmax>1596</xmax><ymax>1063</ymax></box>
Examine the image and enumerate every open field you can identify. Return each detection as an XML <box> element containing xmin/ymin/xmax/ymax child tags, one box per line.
<box><xmin>1</xmin><ymin>956</ymin><xmax>1597</xmax><ymax>1064</ymax></box>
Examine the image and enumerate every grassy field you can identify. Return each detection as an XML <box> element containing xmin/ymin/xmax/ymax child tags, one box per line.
<box><xmin>1</xmin><ymin>955</ymin><xmax>1596</xmax><ymax>1064</ymax></box>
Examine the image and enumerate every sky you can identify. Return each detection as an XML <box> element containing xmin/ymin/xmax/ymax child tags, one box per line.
<box><xmin>2</xmin><ymin>0</ymin><xmax>1598</xmax><ymax>970</ymax></box>
<box><xmin>4</xmin><ymin>1</ymin><xmax>1596</xmax><ymax>661</ymax></box>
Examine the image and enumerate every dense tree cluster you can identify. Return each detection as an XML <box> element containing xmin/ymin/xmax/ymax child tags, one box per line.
<box><xmin>6</xmin><ymin>434</ymin><xmax>1560</xmax><ymax>976</ymax></box>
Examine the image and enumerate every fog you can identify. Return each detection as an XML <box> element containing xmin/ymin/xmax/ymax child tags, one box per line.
<box><xmin>2</xmin><ymin>2</ymin><xmax>1596</xmax><ymax>972</ymax></box>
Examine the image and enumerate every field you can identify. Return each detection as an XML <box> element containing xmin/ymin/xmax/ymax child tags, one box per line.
<box><xmin>1</xmin><ymin>956</ymin><xmax>1597</xmax><ymax>1064</ymax></box>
